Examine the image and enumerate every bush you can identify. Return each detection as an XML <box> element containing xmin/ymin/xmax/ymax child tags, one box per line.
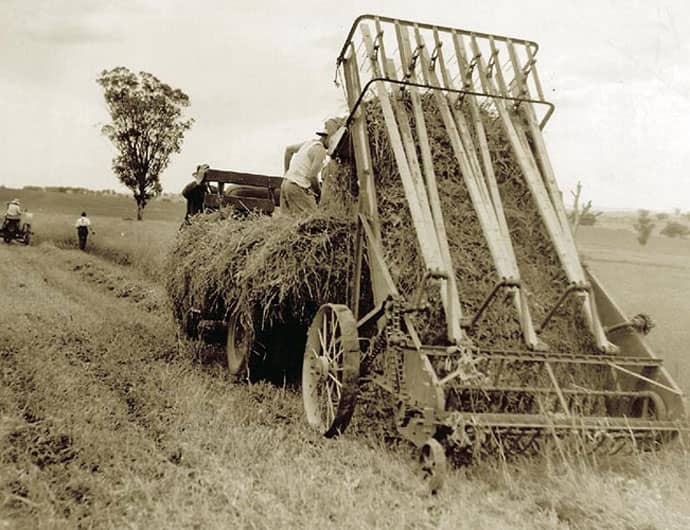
<box><xmin>579</xmin><ymin>212</ymin><xmax>599</xmax><ymax>226</ymax></box>
<box><xmin>660</xmin><ymin>221</ymin><xmax>690</xmax><ymax>238</ymax></box>
<box><xmin>633</xmin><ymin>210</ymin><xmax>655</xmax><ymax>245</ymax></box>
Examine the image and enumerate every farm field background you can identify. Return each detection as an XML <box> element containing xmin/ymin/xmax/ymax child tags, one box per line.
<box><xmin>4</xmin><ymin>187</ymin><xmax>686</xmax><ymax>392</ymax></box>
<box><xmin>1</xmin><ymin>188</ymin><xmax>689</xmax><ymax>528</ymax></box>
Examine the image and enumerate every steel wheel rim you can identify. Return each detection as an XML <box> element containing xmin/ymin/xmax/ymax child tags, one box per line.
<box><xmin>420</xmin><ymin>438</ymin><xmax>447</xmax><ymax>493</ymax></box>
<box><xmin>302</xmin><ymin>304</ymin><xmax>360</xmax><ymax>437</ymax></box>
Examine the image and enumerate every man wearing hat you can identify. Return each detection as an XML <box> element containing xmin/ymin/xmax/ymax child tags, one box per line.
<box><xmin>4</xmin><ymin>199</ymin><xmax>21</xmax><ymax>219</ymax></box>
<box><xmin>2</xmin><ymin>198</ymin><xmax>22</xmax><ymax>230</ymax></box>
<box><xmin>182</xmin><ymin>164</ymin><xmax>210</xmax><ymax>221</ymax></box>
<box><xmin>2</xmin><ymin>198</ymin><xmax>22</xmax><ymax>234</ymax></box>
<box><xmin>280</xmin><ymin>120</ymin><xmax>338</xmax><ymax>216</ymax></box>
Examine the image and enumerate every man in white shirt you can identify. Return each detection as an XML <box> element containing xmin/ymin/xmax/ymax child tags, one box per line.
<box><xmin>2</xmin><ymin>198</ymin><xmax>22</xmax><ymax>233</ymax></box>
<box><xmin>280</xmin><ymin>120</ymin><xmax>339</xmax><ymax>216</ymax></box>
<box><xmin>75</xmin><ymin>212</ymin><xmax>94</xmax><ymax>250</ymax></box>
<box><xmin>4</xmin><ymin>198</ymin><xmax>21</xmax><ymax>219</ymax></box>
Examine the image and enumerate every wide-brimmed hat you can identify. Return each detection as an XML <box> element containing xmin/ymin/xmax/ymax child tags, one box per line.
<box><xmin>193</xmin><ymin>163</ymin><xmax>210</xmax><ymax>185</ymax></box>
<box><xmin>10</xmin><ymin>198</ymin><xmax>20</xmax><ymax>205</ymax></box>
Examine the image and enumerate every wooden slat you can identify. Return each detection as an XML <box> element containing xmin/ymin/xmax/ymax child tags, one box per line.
<box><xmin>524</xmin><ymin>45</ymin><xmax>545</xmax><ymax>101</ymax></box>
<box><xmin>505</xmin><ymin>40</ymin><xmax>581</xmax><ymax>268</ymax></box>
<box><xmin>204</xmin><ymin>169</ymin><xmax>281</xmax><ymax>188</ymax></box>
<box><xmin>412</xmin><ymin>27</ymin><xmax>526</xmax><ymax>294</ymax></box>
<box><xmin>450</xmin><ymin>31</ymin><xmax>541</xmax><ymax>349</ymax></box>
<box><xmin>471</xmin><ymin>35</ymin><xmax>580</xmax><ymax>281</ymax></box>
<box><xmin>453</xmin><ymin>32</ymin><xmax>510</xmax><ymax>241</ymax></box>
<box><xmin>502</xmin><ymin>39</ymin><xmax>614</xmax><ymax>351</ymax></box>
<box><xmin>429</xmin><ymin>29</ymin><xmax>514</xmax><ymax>278</ymax></box>
<box><xmin>360</xmin><ymin>214</ymin><xmax>398</xmax><ymax>296</ymax></box>
<box><xmin>393</xmin><ymin>21</ymin><xmax>465</xmax><ymax>342</ymax></box>
<box><xmin>474</xmin><ymin>35</ymin><xmax>613</xmax><ymax>352</ymax></box>
<box><xmin>342</xmin><ymin>42</ymin><xmax>388</xmax><ymax>307</ymax></box>
<box><xmin>359</xmin><ymin>24</ymin><xmax>447</xmax><ymax>288</ymax></box>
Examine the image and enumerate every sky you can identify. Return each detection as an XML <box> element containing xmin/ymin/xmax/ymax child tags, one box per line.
<box><xmin>1</xmin><ymin>0</ymin><xmax>689</xmax><ymax>211</ymax></box>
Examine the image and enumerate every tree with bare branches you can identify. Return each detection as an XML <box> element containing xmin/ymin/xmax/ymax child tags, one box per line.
<box><xmin>568</xmin><ymin>181</ymin><xmax>601</xmax><ymax>235</ymax></box>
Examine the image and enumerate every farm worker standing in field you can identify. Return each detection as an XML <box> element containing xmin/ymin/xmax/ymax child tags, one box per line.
<box><xmin>182</xmin><ymin>164</ymin><xmax>210</xmax><ymax>221</ymax></box>
<box><xmin>280</xmin><ymin>119</ymin><xmax>339</xmax><ymax>216</ymax></box>
<box><xmin>75</xmin><ymin>212</ymin><xmax>94</xmax><ymax>250</ymax></box>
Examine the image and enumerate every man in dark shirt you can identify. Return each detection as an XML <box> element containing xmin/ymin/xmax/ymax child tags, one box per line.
<box><xmin>182</xmin><ymin>164</ymin><xmax>210</xmax><ymax>221</ymax></box>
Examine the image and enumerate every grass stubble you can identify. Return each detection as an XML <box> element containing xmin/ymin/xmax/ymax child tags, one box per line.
<box><xmin>1</xmin><ymin>222</ymin><xmax>689</xmax><ymax>529</ymax></box>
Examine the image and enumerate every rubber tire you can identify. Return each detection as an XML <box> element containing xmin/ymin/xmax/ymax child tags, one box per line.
<box><xmin>226</xmin><ymin>314</ymin><xmax>251</xmax><ymax>377</ymax></box>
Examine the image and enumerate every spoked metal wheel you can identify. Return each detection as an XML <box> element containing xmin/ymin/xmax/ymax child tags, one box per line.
<box><xmin>420</xmin><ymin>438</ymin><xmax>447</xmax><ymax>494</ymax></box>
<box><xmin>302</xmin><ymin>304</ymin><xmax>360</xmax><ymax>438</ymax></box>
<box><xmin>226</xmin><ymin>313</ymin><xmax>252</xmax><ymax>377</ymax></box>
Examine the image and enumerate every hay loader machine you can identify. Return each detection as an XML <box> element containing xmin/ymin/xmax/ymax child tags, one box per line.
<box><xmin>301</xmin><ymin>15</ymin><xmax>687</xmax><ymax>485</ymax></box>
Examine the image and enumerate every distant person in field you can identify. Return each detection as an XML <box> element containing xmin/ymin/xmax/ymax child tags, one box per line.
<box><xmin>3</xmin><ymin>198</ymin><xmax>22</xmax><ymax>223</ymax></box>
<box><xmin>280</xmin><ymin>120</ymin><xmax>338</xmax><ymax>216</ymax></box>
<box><xmin>182</xmin><ymin>164</ymin><xmax>210</xmax><ymax>221</ymax></box>
<box><xmin>2</xmin><ymin>198</ymin><xmax>22</xmax><ymax>233</ymax></box>
<box><xmin>75</xmin><ymin>212</ymin><xmax>94</xmax><ymax>250</ymax></box>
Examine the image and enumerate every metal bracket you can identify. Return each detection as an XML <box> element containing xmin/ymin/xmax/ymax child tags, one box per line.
<box><xmin>537</xmin><ymin>283</ymin><xmax>590</xmax><ymax>333</ymax></box>
<box><xmin>486</xmin><ymin>47</ymin><xmax>499</xmax><ymax>79</ymax></box>
<box><xmin>343</xmin><ymin>77</ymin><xmax>555</xmax><ymax>131</ymax></box>
<box><xmin>605</xmin><ymin>313</ymin><xmax>655</xmax><ymax>336</ymax></box>
<box><xmin>460</xmin><ymin>278</ymin><xmax>520</xmax><ymax>330</ymax></box>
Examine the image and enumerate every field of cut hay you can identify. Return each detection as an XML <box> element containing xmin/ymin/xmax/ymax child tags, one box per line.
<box><xmin>1</xmin><ymin>240</ymin><xmax>689</xmax><ymax>529</ymax></box>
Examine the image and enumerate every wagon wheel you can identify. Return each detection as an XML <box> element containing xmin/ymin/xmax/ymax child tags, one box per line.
<box><xmin>22</xmin><ymin>230</ymin><xmax>31</xmax><ymax>246</ymax></box>
<box><xmin>302</xmin><ymin>304</ymin><xmax>360</xmax><ymax>438</ymax></box>
<box><xmin>420</xmin><ymin>438</ymin><xmax>447</xmax><ymax>494</ymax></box>
<box><xmin>226</xmin><ymin>313</ymin><xmax>252</xmax><ymax>377</ymax></box>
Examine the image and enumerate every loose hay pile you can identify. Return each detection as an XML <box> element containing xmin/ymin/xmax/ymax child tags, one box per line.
<box><xmin>166</xmin><ymin>94</ymin><xmax>606</xmax><ymax>418</ymax></box>
<box><xmin>165</xmin><ymin>208</ymin><xmax>355</xmax><ymax>379</ymax></box>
